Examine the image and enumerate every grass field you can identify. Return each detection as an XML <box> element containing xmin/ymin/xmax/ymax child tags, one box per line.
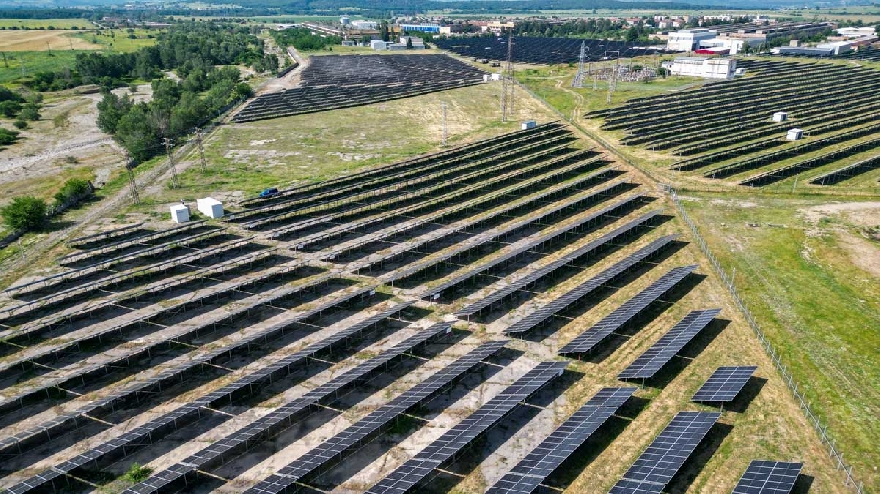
<box><xmin>681</xmin><ymin>194</ymin><xmax>880</xmax><ymax>491</ymax></box>
<box><xmin>0</xmin><ymin>50</ymin><xmax>82</xmax><ymax>84</ymax></box>
<box><xmin>71</xmin><ymin>28</ymin><xmax>158</xmax><ymax>53</ymax></box>
<box><xmin>145</xmin><ymin>81</ymin><xmax>558</xmax><ymax>207</ymax></box>
<box><xmin>0</xmin><ymin>19</ymin><xmax>95</xmax><ymax>30</ymax></box>
<box><xmin>0</xmin><ymin>30</ymin><xmax>99</xmax><ymax>51</ymax></box>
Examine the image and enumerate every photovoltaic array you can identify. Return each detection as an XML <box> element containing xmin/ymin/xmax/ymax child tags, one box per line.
<box><xmin>487</xmin><ymin>387</ymin><xmax>636</xmax><ymax>494</ymax></box>
<box><xmin>559</xmin><ymin>264</ymin><xmax>697</xmax><ymax>356</ymax></box>
<box><xmin>366</xmin><ymin>361</ymin><xmax>568</xmax><ymax>494</ymax></box>
<box><xmin>618</xmin><ymin>309</ymin><xmax>720</xmax><ymax>380</ymax></box>
<box><xmin>234</xmin><ymin>54</ymin><xmax>486</xmax><ymax>122</ymax></box>
<box><xmin>434</xmin><ymin>37</ymin><xmax>666</xmax><ymax>64</ymax></box>
<box><xmin>692</xmin><ymin>366</ymin><xmax>758</xmax><ymax>403</ymax></box>
<box><xmin>731</xmin><ymin>460</ymin><xmax>803</xmax><ymax>494</ymax></box>
<box><xmin>609</xmin><ymin>411</ymin><xmax>721</xmax><ymax>494</ymax></box>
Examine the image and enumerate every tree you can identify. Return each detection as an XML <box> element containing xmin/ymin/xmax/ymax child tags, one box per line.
<box><xmin>2</xmin><ymin>196</ymin><xmax>47</xmax><ymax>232</ymax></box>
<box><xmin>115</xmin><ymin>104</ymin><xmax>158</xmax><ymax>162</ymax></box>
<box><xmin>0</xmin><ymin>100</ymin><xmax>21</xmax><ymax>117</ymax></box>
<box><xmin>406</xmin><ymin>36</ymin><xmax>413</xmax><ymax>49</ymax></box>
<box><xmin>0</xmin><ymin>127</ymin><xmax>18</xmax><ymax>145</ymax></box>
<box><xmin>19</xmin><ymin>103</ymin><xmax>40</xmax><ymax>121</ymax></box>
<box><xmin>54</xmin><ymin>178</ymin><xmax>92</xmax><ymax>205</ymax></box>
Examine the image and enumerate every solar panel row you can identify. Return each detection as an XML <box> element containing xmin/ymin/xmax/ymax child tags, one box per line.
<box><xmin>559</xmin><ymin>265</ymin><xmax>698</xmax><ymax>356</ymax></box>
<box><xmin>618</xmin><ymin>309</ymin><xmax>721</xmax><ymax>380</ymax></box>
<box><xmin>732</xmin><ymin>460</ymin><xmax>803</xmax><ymax>494</ymax></box>
<box><xmin>692</xmin><ymin>366</ymin><xmax>758</xmax><ymax>403</ymax></box>
<box><xmin>365</xmin><ymin>361</ymin><xmax>569</xmax><ymax>494</ymax></box>
<box><xmin>487</xmin><ymin>387</ymin><xmax>636</xmax><ymax>494</ymax></box>
<box><xmin>127</xmin><ymin>335</ymin><xmax>505</xmax><ymax>494</ymax></box>
<box><xmin>241</xmin><ymin>341</ymin><xmax>508</xmax><ymax>494</ymax></box>
<box><xmin>609</xmin><ymin>411</ymin><xmax>721</xmax><ymax>494</ymax></box>
<box><xmin>504</xmin><ymin>235</ymin><xmax>680</xmax><ymax>335</ymax></box>
<box><xmin>455</xmin><ymin>210</ymin><xmax>662</xmax><ymax>318</ymax></box>
<box><xmin>6</xmin><ymin>292</ymin><xmax>407</xmax><ymax>494</ymax></box>
<box><xmin>419</xmin><ymin>182</ymin><xmax>638</xmax><ymax>300</ymax></box>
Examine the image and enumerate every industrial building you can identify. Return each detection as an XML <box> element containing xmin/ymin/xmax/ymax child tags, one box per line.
<box><xmin>663</xmin><ymin>57</ymin><xmax>737</xmax><ymax>79</ymax></box>
<box><xmin>666</xmin><ymin>28</ymin><xmax>717</xmax><ymax>51</ymax></box>
<box><xmin>400</xmin><ymin>23</ymin><xmax>440</xmax><ymax>33</ymax></box>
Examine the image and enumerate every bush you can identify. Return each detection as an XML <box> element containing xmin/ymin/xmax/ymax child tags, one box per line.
<box><xmin>19</xmin><ymin>104</ymin><xmax>40</xmax><ymax>121</ymax></box>
<box><xmin>123</xmin><ymin>463</ymin><xmax>153</xmax><ymax>483</ymax></box>
<box><xmin>54</xmin><ymin>178</ymin><xmax>92</xmax><ymax>205</ymax></box>
<box><xmin>13</xmin><ymin>120</ymin><xmax>27</xmax><ymax>130</ymax></box>
<box><xmin>0</xmin><ymin>127</ymin><xmax>18</xmax><ymax>144</ymax></box>
<box><xmin>1</xmin><ymin>196</ymin><xmax>48</xmax><ymax>232</ymax></box>
<box><xmin>0</xmin><ymin>100</ymin><xmax>22</xmax><ymax>117</ymax></box>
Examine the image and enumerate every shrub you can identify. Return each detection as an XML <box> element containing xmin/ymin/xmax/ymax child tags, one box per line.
<box><xmin>1</xmin><ymin>196</ymin><xmax>48</xmax><ymax>232</ymax></box>
<box><xmin>13</xmin><ymin>120</ymin><xmax>27</xmax><ymax>130</ymax></box>
<box><xmin>54</xmin><ymin>178</ymin><xmax>92</xmax><ymax>205</ymax></box>
<box><xmin>0</xmin><ymin>100</ymin><xmax>22</xmax><ymax>117</ymax></box>
<box><xmin>0</xmin><ymin>127</ymin><xmax>18</xmax><ymax>144</ymax></box>
<box><xmin>123</xmin><ymin>463</ymin><xmax>152</xmax><ymax>483</ymax></box>
<box><xmin>19</xmin><ymin>104</ymin><xmax>40</xmax><ymax>121</ymax></box>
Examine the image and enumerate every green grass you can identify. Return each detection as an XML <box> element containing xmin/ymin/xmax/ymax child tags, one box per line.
<box><xmin>0</xmin><ymin>19</ymin><xmax>95</xmax><ymax>30</ymax></box>
<box><xmin>148</xmin><ymin>82</ymin><xmax>555</xmax><ymax>207</ymax></box>
<box><xmin>683</xmin><ymin>193</ymin><xmax>880</xmax><ymax>491</ymax></box>
<box><xmin>0</xmin><ymin>50</ymin><xmax>83</xmax><ymax>84</ymax></box>
<box><xmin>70</xmin><ymin>29</ymin><xmax>158</xmax><ymax>53</ymax></box>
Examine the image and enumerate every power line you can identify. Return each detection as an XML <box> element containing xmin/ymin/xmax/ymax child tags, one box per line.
<box><xmin>194</xmin><ymin>127</ymin><xmax>207</xmax><ymax>172</ymax></box>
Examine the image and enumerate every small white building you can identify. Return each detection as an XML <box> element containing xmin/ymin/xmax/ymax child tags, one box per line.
<box><xmin>772</xmin><ymin>112</ymin><xmax>788</xmax><ymax>122</ymax></box>
<box><xmin>521</xmin><ymin>120</ymin><xmax>537</xmax><ymax>130</ymax></box>
<box><xmin>170</xmin><ymin>204</ymin><xmax>189</xmax><ymax>223</ymax></box>
<box><xmin>837</xmin><ymin>27</ymin><xmax>875</xmax><ymax>38</ymax></box>
<box><xmin>666</xmin><ymin>29</ymin><xmax>717</xmax><ymax>51</ymax></box>
<box><xmin>197</xmin><ymin>197</ymin><xmax>224</xmax><ymax>219</ymax></box>
<box><xmin>787</xmin><ymin>128</ymin><xmax>803</xmax><ymax>141</ymax></box>
<box><xmin>370</xmin><ymin>40</ymin><xmax>390</xmax><ymax>50</ymax></box>
<box><xmin>663</xmin><ymin>57</ymin><xmax>737</xmax><ymax>80</ymax></box>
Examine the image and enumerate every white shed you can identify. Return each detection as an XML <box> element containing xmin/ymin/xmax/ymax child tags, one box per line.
<box><xmin>772</xmin><ymin>112</ymin><xmax>788</xmax><ymax>122</ymax></box>
<box><xmin>786</xmin><ymin>128</ymin><xmax>803</xmax><ymax>141</ymax></box>
<box><xmin>521</xmin><ymin>120</ymin><xmax>537</xmax><ymax>130</ymax></box>
<box><xmin>170</xmin><ymin>204</ymin><xmax>190</xmax><ymax>223</ymax></box>
<box><xmin>197</xmin><ymin>197</ymin><xmax>224</xmax><ymax>219</ymax></box>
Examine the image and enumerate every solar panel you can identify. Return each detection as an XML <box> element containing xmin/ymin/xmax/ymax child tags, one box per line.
<box><xmin>486</xmin><ymin>387</ymin><xmax>636</xmax><ymax>494</ymax></box>
<box><xmin>692</xmin><ymin>366</ymin><xmax>758</xmax><ymax>403</ymax></box>
<box><xmin>559</xmin><ymin>265</ymin><xmax>698</xmax><ymax>356</ymax></box>
<box><xmin>129</xmin><ymin>340</ymin><xmax>506</xmax><ymax>494</ymax></box>
<box><xmin>456</xmin><ymin>213</ymin><xmax>665</xmax><ymax>318</ymax></box>
<box><xmin>618</xmin><ymin>309</ymin><xmax>720</xmax><ymax>380</ymax></box>
<box><xmin>504</xmin><ymin>236</ymin><xmax>678</xmax><ymax>335</ymax></box>
<box><xmin>365</xmin><ymin>361</ymin><xmax>568</xmax><ymax>494</ymax></box>
<box><xmin>609</xmin><ymin>411</ymin><xmax>720</xmax><ymax>493</ymax></box>
<box><xmin>732</xmin><ymin>460</ymin><xmax>803</xmax><ymax>494</ymax></box>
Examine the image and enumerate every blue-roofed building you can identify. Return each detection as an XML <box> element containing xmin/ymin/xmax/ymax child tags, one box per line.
<box><xmin>400</xmin><ymin>23</ymin><xmax>440</xmax><ymax>33</ymax></box>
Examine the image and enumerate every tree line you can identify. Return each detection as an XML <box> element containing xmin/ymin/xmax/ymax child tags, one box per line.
<box><xmin>83</xmin><ymin>22</ymin><xmax>277</xmax><ymax>163</ymax></box>
<box><xmin>271</xmin><ymin>27</ymin><xmax>341</xmax><ymax>51</ymax></box>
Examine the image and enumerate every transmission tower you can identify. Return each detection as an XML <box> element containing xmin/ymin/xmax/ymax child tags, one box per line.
<box><xmin>572</xmin><ymin>40</ymin><xmax>587</xmax><ymax>88</ymax></box>
<box><xmin>501</xmin><ymin>32</ymin><xmax>515</xmax><ymax>122</ymax></box>
<box><xmin>126</xmin><ymin>159</ymin><xmax>140</xmax><ymax>205</ymax></box>
<box><xmin>163</xmin><ymin>137</ymin><xmax>179</xmax><ymax>189</ymax></box>
<box><xmin>195</xmin><ymin>127</ymin><xmax>207</xmax><ymax>172</ymax></box>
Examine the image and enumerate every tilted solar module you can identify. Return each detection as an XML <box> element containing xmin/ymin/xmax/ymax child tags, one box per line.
<box><xmin>559</xmin><ymin>265</ymin><xmax>698</xmax><ymax>356</ymax></box>
<box><xmin>486</xmin><ymin>387</ymin><xmax>636</xmax><ymax>494</ymax></box>
<box><xmin>618</xmin><ymin>309</ymin><xmax>721</xmax><ymax>380</ymax></box>
<box><xmin>123</xmin><ymin>324</ymin><xmax>478</xmax><ymax>494</ymax></box>
<box><xmin>731</xmin><ymin>460</ymin><xmax>803</xmax><ymax>494</ymax></box>
<box><xmin>504</xmin><ymin>235</ymin><xmax>679</xmax><ymax>335</ymax></box>
<box><xmin>455</xmin><ymin>212</ymin><xmax>665</xmax><ymax>319</ymax></box>
<box><xmin>609</xmin><ymin>411</ymin><xmax>721</xmax><ymax>493</ymax></box>
<box><xmin>365</xmin><ymin>361</ymin><xmax>569</xmax><ymax>494</ymax></box>
<box><xmin>692</xmin><ymin>366</ymin><xmax>758</xmax><ymax>403</ymax></box>
<box><xmin>236</xmin><ymin>341</ymin><xmax>507</xmax><ymax>494</ymax></box>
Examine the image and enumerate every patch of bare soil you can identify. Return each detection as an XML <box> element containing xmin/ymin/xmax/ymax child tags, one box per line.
<box><xmin>837</xmin><ymin>231</ymin><xmax>880</xmax><ymax>278</ymax></box>
<box><xmin>0</xmin><ymin>91</ymin><xmax>129</xmax><ymax>185</ymax></box>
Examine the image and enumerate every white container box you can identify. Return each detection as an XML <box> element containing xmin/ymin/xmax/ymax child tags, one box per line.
<box><xmin>772</xmin><ymin>111</ymin><xmax>788</xmax><ymax>122</ymax></box>
<box><xmin>170</xmin><ymin>204</ymin><xmax>190</xmax><ymax>223</ymax></box>
<box><xmin>521</xmin><ymin>120</ymin><xmax>537</xmax><ymax>130</ymax></box>
<box><xmin>197</xmin><ymin>197</ymin><xmax>224</xmax><ymax>219</ymax></box>
<box><xmin>786</xmin><ymin>128</ymin><xmax>803</xmax><ymax>141</ymax></box>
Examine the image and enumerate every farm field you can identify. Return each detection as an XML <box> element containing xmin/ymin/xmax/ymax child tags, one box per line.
<box><xmin>0</xmin><ymin>29</ymin><xmax>98</xmax><ymax>51</ymax></box>
<box><xmin>0</xmin><ymin>119</ymin><xmax>851</xmax><ymax>494</ymax></box>
<box><xmin>0</xmin><ymin>19</ymin><xmax>95</xmax><ymax>29</ymax></box>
